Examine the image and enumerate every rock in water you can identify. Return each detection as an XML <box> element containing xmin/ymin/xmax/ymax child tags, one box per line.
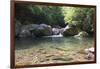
<box><xmin>85</xmin><ymin>47</ymin><xmax>94</xmax><ymax>54</ymax></box>
<box><xmin>18</xmin><ymin>24</ymin><xmax>52</xmax><ymax>37</ymax></box>
<box><xmin>52</xmin><ymin>28</ymin><xmax>60</xmax><ymax>35</ymax></box>
<box><xmin>32</xmin><ymin>24</ymin><xmax>52</xmax><ymax>37</ymax></box>
<box><xmin>15</xmin><ymin>19</ymin><xmax>22</xmax><ymax>37</ymax></box>
<box><xmin>19</xmin><ymin>29</ymin><xmax>31</xmax><ymax>37</ymax></box>
<box><xmin>84</xmin><ymin>47</ymin><xmax>94</xmax><ymax>60</ymax></box>
<box><xmin>62</xmin><ymin>25</ymin><xmax>79</xmax><ymax>36</ymax></box>
<box><xmin>88</xmin><ymin>47</ymin><xmax>94</xmax><ymax>53</ymax></box>
<box><xmin>74</xmin><ymin>31</ymin><xmax>88</xmax><ymax>38</ymax></box>
<box><xmin>18</xmin><ymin>24</ymin><xmax>39</xmax><ymax>37</ymax></box>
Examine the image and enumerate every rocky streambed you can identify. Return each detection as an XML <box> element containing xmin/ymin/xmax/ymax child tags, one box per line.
<box><xmin>15</xmin><ymin>37</ymin><xmax>94</xmax><ymax>66</ymax></box>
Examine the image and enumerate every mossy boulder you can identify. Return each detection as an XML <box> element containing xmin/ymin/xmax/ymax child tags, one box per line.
<box><xmin>62</xmin><ymin>25</ymin><xmax>79</xmax><ymax>36</ymax></box>
<box><xmin>74</xmin><ymin>31</ymin><xmax>89</xmax><ymax>37</ymax></box>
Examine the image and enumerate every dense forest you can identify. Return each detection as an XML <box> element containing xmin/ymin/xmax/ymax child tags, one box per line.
<box><xmin>15</xmin><ymin>3</ymin><xmax>95</xmax><ymax>38</ymax></box>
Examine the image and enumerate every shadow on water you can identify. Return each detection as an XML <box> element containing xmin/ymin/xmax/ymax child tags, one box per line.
<box><xmin>15</xmin><ymin>37</ymin><xmax>65</xmax><ymax>50</ymax></box>
<box><xmin>15</xmin><ymin>36</ymin><xmax>94</xmax><ymax>50</ymax></box>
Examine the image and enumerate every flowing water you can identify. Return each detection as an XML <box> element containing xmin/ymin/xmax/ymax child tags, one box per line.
<box><xmin>15</xmin><ymin>36</ymin><xmax>94</xmax><ymax>66</ymax></box>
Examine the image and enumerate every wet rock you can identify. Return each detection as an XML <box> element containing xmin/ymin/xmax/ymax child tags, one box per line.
<box><xmin>85</xmin><ymin>52</ymin><xmax>94</xmax><ymax>60</ymax></box>
<box><xmin>52</xmin><ymin>28</ymin><xmax>60</xmax><ymax>35</ymax></box>
<box><xmin>74</xmin><ymin>31</ymin><xmax>88</xmax><ymax>38</ymax></box>
<box><xmin>62</xmin><ymin>25</ymin><xmax>79</xmax><ymax>36</ymax></box>
<box><xmin>85</xmin><ymin>47</ymin><xmax>94</xmax><ymax>54</ymax></box>
<box><xmin>18</xmin><ymin>24</ymin><xmax>39</xmax><ymax>37</ymax></box>
<box><xmin>84</xmin><ymin>47</ymin><xmax>94</xmax><ymax>60</ymax></box>
<box><xmin>32</xmin><ymin>24</ymin><xmax>52</xmax><ymax>37</ymax></box>
<box><xmin>17</xmin><ymin>24</ymin><xmax>52</xmax><ymax>37</ymax></box>
<box><xmin>19</xmin><ymin>29</ymin><xmax>31</xmax><ymax>37</ymax></box>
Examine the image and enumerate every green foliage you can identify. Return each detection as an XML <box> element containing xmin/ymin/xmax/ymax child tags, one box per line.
<box><xmin>15</xmin><ymin>3</ymin><xmax>95</xmax><ymax>34</ymax></box>
<box><xmin>15</xmin><ymin>4</ymin><xmax>65</xmax><ymax>27</ymax></box>
<box><xmin>62</xmin><ymin>7</ymin><xmax>95</xmax><ymax>32</ymax></box>
<box><xmin>62</xmin><ymin>7</ymin><xmax>76</xmax><ymax>23</ymax></box>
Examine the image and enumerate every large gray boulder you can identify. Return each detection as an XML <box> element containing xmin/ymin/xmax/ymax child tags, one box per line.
<box><xmin>19</xmin><ymin>25</ymin><xmax>32</xmax><ymax>37</ymax></box>
<box><xmin>18</xmin><ymin>24</ymin><xmax>39</xmax><ymax>37</ymax></box>
<box><xmin>19</xmin><ymin>29</ymin><xmax>31</xmax><ymax>37</ymax></box>
<box><xmin>17</xmin><ymin>23</ymin><xmax>52</xmax><ymax>37</ymax></box>
<box><xmin>31</xmin><ymin>24</ymin><xmax>52</xmax><ymax>37</ymax></box>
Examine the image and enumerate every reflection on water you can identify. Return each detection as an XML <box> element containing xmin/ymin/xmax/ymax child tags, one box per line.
<box><xmin>15</xmin><ymin>36</ymin><xmax>94</xmax><ymax>65</ymax></box>
<box><xmin>16</xmin><ymin>37</ymin><xmax>94</xmax><ymax>50</ymax></box>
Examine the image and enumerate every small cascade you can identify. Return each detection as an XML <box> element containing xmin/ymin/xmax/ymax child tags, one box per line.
<box><xmin>44</xmin><ymin>33</ymin><xmax>63</xmax><ymax>38</ymax></box>
<box><xmin>63</xmin><ymin>25</ymin><xmax>70</xmax><ymax>31</ymax></box>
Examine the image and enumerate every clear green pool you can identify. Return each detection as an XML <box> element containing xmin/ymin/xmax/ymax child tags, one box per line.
<box><xmin>15</xmin><ymin>36</ymin><xmax>94</xmax><ymax>66</ymax></box>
